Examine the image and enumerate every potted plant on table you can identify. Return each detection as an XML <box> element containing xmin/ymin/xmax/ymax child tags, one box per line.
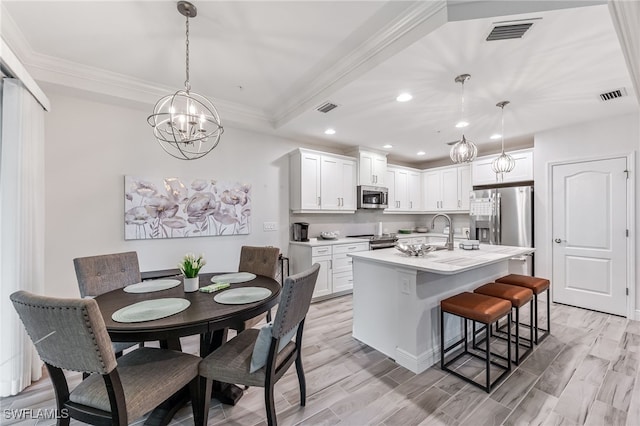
<box><xmin>179</xmin><ymin>253</ymin><xmax>206</xmax><ymax>292</ymax></box>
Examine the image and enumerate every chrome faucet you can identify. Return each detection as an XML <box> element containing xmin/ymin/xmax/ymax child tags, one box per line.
<box><xmin>430</xmin><ymin>213</ymin><xmax>454</xmax><ymax>250</ymax></box>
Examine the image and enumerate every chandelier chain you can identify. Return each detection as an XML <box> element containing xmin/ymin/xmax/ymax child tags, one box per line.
<box><xmin>184</xmin><ymin>14</ymin><xmax>190</xmax><ymax>92</ymax></box>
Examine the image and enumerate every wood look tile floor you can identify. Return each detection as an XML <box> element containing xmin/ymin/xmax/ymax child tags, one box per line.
<box><xmin>2</xmin><ymin>295</ymin><xmax>640</xmax><ymax>426</ymax></box>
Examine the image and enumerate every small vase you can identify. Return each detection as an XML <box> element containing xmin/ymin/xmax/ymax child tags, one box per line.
<box><xmin>183</xmin><ymin>276</ymin><xmax>199</xmax><ymax>292</ymax></box>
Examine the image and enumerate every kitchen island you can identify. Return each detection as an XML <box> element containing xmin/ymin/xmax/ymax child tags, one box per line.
<box><xmin>348</xmin><ymin>244</ymin><xmax>534</xmax><ymax>373</ymax></box>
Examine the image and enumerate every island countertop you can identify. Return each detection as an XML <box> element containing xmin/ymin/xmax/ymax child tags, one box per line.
<box><xmin>348</xmin><ymin>244</ymin><xmax>534</xmax><ymax>275</ymax></box>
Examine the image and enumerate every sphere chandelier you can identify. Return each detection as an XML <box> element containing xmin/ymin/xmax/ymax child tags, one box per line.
<box><xmin>491</xmin><ymin>101</ymin><xmax>515</xmax><ymax>180</ymax></box>
<box><xmin>450</xmin><ymin>74</ymin><xmax>478</xmax><ymax>164</ymax></box>
<box><xmin>147</xmin><ymin>1</ymin><xmax>223</xmax><ymax>160</ymax></box>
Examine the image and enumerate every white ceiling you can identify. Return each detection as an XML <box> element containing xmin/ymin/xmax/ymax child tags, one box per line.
<box><xmin>2</xmin><ymin>0</ymin><xmax>637</xmax><ymax>165</ymax></box>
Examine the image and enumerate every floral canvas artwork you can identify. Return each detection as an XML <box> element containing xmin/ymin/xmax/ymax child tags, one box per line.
<box><xmin>124</xmin><ymin>176</ymin><xmax>251</xmax><ymax>240</ymax></box>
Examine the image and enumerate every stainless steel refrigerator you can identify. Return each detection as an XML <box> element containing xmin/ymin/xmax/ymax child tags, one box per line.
<box><xmin>469</xmin><ymin>184</ymin><xmax>534</xmax><ymax>275</ymax></box>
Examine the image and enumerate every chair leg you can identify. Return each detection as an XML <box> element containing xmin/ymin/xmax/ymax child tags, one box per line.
<box><xmin>295</xmin><ymin>353</ymin><xmax>307</xmax><ymax>406</ymax></box>
<box><xmin>189</xmin><ymin>377</ymin><xmax>202</xmax><ymax>426</ymax></box>
<box><xmin>265</xmin><ymin>381</ymin><xmax>277</xmax><ymax>426</ymax></box>
<box><xmin>201</xmin><ymin>377</ymin><xmax>212</xmax><ymax>426</ymax></box>
<box><xmin>266</xmin><ymin>309</ymin><xmax>272</xmax><ymax>323</ymax></box>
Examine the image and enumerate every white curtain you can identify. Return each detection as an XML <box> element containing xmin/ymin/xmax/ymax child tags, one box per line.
<box><xmin>0</xmin><ymin>78</ymin><xmax>46</xmax><ymax>396</ymax></box>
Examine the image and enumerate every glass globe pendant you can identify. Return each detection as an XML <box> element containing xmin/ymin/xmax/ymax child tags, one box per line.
<box><xmin>491</xmin><ymin>101</ymin><xmax>515</xmax><ymax>180</ymax></box>
<box><xmin>147</xmin><ymin>1</ymin><xmax>223</xmax><ymax>160</ymax></box>
<box><xmin>450</xmin><ymin>74</ymin><xmax>478</xmax><ymax>164</ymax></box>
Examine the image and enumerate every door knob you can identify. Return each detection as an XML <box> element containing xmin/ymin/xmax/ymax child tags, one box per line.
<box><xmin>554</xmin><ymin>238</ymin><xmax>562</xmax><ymax>243</ymax></box>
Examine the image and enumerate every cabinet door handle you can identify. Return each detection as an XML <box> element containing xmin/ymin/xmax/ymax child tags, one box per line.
<box><xmin>318</xmin><ymin>196</ymin><xmax>321</xmax><ymax>206</ymax></box>
<box><xmin>410</xmin><ymin>201</ymin><xmax>413</xmax><ymax>209</ymax></box>
<box><xmin>341</xmin><ymin>197</ymin><xmax>344</xmax><ymax>206</ymax></box>
<box><xmin>458</xmin><ymin>200</ymin><xmax>461</xmax><ymax>208</ymax></box>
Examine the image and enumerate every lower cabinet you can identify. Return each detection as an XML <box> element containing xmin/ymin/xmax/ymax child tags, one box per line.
<box><xmin>289</xmin><ymin>241</ymin><xmax>369</xmax><ymax>299</ymax></box>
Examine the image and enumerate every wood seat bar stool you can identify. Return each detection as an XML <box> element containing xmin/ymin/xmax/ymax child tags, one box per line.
<box><xmin>496</xmin><ymin>274</ymin><xmax>551</xmax><ymax>344</ymax></box>
<box><xmin>440</xmin><ymin>292</ymin><xmax>512</xmax><ymax>392</ymax></box>
<box><xmin>474</xmin><ymin>283</ymin><xmax>534</xmax><ymax>364</ymax></box>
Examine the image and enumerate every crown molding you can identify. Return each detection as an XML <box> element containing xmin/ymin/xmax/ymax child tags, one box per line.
<box><xmin>270</xmin><ymin>0</ymin><xmax>448</xmax><ymax>129</ymax></box>
<box><xmin>1</xmin><ymin>2</ymin><xmax>271</xmax><ymax>130</ymax></box>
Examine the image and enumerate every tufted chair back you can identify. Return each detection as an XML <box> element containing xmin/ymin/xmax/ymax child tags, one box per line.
<box><xmin>74</xmin><ymin>251</ymin><xmax>141</xmax><ymax>297</ymax></box>
<box><xmin>238</xmin><ymin>246</ymin><xmax>280</xmax><ymax>279</ymax></box>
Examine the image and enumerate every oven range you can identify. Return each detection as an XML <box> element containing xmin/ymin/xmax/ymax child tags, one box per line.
<box><xmin>347</xmin><ymin>234</ymin><xmax>398</xmax><ymax>250</ymax></box>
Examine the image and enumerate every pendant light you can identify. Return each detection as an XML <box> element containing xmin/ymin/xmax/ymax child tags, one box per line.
<box><xmin>147</xmin><ymin>1</ymin><xmax>223</xmax><ymax>160</ymax></box>
<box><xmin>491</xmin><ymin>101</ymin><xmax>515</xmax><ymax>180</ymax></box>
<box><xmin>450</xmin><ymin>74</ymin><xmax>478</xmax><ymax>164</ymax></box>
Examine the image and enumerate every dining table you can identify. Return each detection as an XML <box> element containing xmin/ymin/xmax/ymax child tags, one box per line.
<box><xmin>94</xmin><ymin>271</ymin><xmax>281</xmax><ymax>425</ymax></box>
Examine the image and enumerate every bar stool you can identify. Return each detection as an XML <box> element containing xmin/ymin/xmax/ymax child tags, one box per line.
<box><xmin>440</xmin><ymin>292</ymin><xmax>512</xmax><ymax>392</ymax></box>
<box><xmin>474</xmin><ymin>283</ymin><xmax>534</xmax><ymax>364</ymax></box>
<box><xmin>496</xmin><ymin>274</ymin><xmax>550</xmax><ymax>344</ymax></box>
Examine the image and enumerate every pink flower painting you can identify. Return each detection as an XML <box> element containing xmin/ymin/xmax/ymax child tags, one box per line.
<box><xmin>124</xmin><ymin>176</ymin><xmax>251</xmax><ymax>240</ymax></box>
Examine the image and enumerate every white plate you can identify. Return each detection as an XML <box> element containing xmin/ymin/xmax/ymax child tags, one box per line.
<box><xmin>210</xmin><ymin>272</ymin><xmax>256</xmax><ymax>284</ymax></box>
<box><xmin>112</xmin><ymin>298</ymin><xmax>190</xmax><ymax>323</ymax></box>
<box><xmin>213</xmin><ymin>287</ymin><xmax>272</xmax><ymax>305</ymax></box>
<box><xmin>123</xmin><ymin>279</ymin><xmax>181</xmax><ymax>293</ymax></box>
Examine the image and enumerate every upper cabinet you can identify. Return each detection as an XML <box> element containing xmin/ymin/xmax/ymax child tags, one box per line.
<box><xmin>354</xmin><ymin>149</ymin><xmax>388</xmax><ymax>186</ymax></box>
<box><xmin>422</xmin><ymin>164</ymin><xmax>471</xmax><ymax>213</ymax></box>
<box><xmin>472</xmin><ymin>149</ymin><xmax>533</xmax><ymax>186</ymax></box>
<box><xmin>386</xmin><ymin>165</ymin><xmax>422</xmax><ymax>212</ymax></box>
<box><xmin>290</xmin><ymin>149</ymin><xmax>357</xmax><ymax>213</ymax></box>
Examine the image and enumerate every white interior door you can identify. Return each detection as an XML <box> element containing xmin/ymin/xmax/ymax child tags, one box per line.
<box><xmin>552</xmin><ymin>157</ymin><xmax>628</xmax><ymax>316</ymax></box>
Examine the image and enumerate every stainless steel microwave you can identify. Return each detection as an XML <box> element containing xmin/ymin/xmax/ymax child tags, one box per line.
<box><xmin>357</xmin><ymin>185</ymin><xmax>388</xmax><ymax>209</ymax></box>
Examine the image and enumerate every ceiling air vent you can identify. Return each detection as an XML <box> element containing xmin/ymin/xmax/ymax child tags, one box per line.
<box><xmin>486</xmin><ymin>21</ymin><xmax>535</xmax><ymax>41</ymax></box>
<box><xmin>316</xmin><ymin>102</ymin><xmax>338</xmax><ymax>113</ymax></box>
<box><xmin>599</xmin><ymin>88</ymin><xmax>627</xmax><ymax>102</ymax></box>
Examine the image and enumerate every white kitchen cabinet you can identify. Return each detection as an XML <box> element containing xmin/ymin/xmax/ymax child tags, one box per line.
<box><xmin>386</xmin><ymin>166</ymin><xmax>422</xmax><ymax>212</ymax></box>
<box><xmin>422</xmin><ymin>164</ymin><xmax>471</xmax><ymax>212</ymax></box>
<box><xmin>472</xmin><ymin>149</ymin><xmax>533</xmax><ymax>186</ymax></box>
<box><xmin>356</xmin><ymin>150</ymin><xmax>387</xmax><ymax>186</ymax></box>
<box><xmin>290</xmin><ymin>148</ymin><xmax>357</xmax><ymax>213</ymax></box>
<box><xmin>289</xmin><ymin>241</ymin><xmax>369</xmax><ymax>299</ymax></box>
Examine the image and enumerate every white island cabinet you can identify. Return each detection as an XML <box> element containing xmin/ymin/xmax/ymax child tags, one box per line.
<box><xmin>348</xmin><ymin>244</ymin><xmax>534</xmax><ymax>374</ymax></box>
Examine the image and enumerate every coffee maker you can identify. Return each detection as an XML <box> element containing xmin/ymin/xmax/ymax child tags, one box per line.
<box><xmin>292</xmin><ymin>222</ymin><xmax>309</xmax><ymax>242</ymax></box>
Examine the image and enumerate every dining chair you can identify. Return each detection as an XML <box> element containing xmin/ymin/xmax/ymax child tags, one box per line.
<box><xmin>73</xmin><ymin>251</ymin><xmax>143</xmax><ymax>356</ymax></box>
<box><xmin>10</xmin><ymin>290</ymin><xmax>203</xmax><ymax>426</ymax></box>
<box><xmin>234</xmin><ymin>245</ymin><xmax>281</xmax><ymax>330</ymax></box>
<box><xmin>199</xmin><ymin>263</ymin><xmax>320</xmax><ymax>426</ymax></box>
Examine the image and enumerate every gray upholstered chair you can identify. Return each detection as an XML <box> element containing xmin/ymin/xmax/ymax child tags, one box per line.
<box><xmin>234</xmin><ymin>245</ymin><xmax>281</xmax><ymax>330</ymax></box>
<box><xmin>199</xmin><ymin>263</ymin><xmax>320</xmax><ymax>426</ymax></box>
<box><xmin>73</xmin><ymin>251</ymin><xmax>142</xmax><ymax>356</ymax></box>
<box><xmin>10</xmin><ymin>290</ymin><xmax>202</xmax><ymax>426</ymax></box>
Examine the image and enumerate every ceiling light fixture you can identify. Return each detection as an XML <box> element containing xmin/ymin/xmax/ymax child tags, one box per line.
<box><xmin>324</xmin><ymin>128</ymin><xmax>336</xmax><ymax>135</ymax></box>
<box><xmin>449</xmin><ymin>74</ymin><xmax>477</xmax><ymax>164</ymax></box>
<box><xmin>383</xmin><ymin>144</ymin><xmax>393</xmax><ymax>149</ymax></box>
<box><xmin>491</xmin><ymin>101</ymin><xmax>515</xmax><ymax>180</ymax></box>
<box><xmin>417</xmin><ymin>151</ymin><xmax>426</xmax><ymax>156</ymax></box>
<box><xmin>396</xmin><ymin>93</ymin><xmax>413</xmax><ymax>102</ymax></box>
<box><xmin>490</xmin><ymin>134</ymin><xmax>501</xmax><ymax>140</ymax></box>
<box><xmin>147</xmin><ymin>1</ymin><xmax>223</xmax><ymax>160</ymax></box>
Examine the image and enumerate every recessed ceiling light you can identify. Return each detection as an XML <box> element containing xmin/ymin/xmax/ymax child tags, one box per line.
<box><xmin>396</xmin><ymin>93</ymin><xmax>413</xmax><ymax>102</ymax></box>
<box><xmin>417</xmin><ymin>151</ymin><xmax>426</xmax><ymax>156</ymax></box>
<box><xmin>383</xmin><ymin>144</ymin><xmax>393</xmax><ymax>149</ymax></box>
<box><xmin>490</xmin><ymin>133</ymin><xmax>501</xmax><ymax>140</ymax></box>
<box><xmin>324</xmin><ymin>128</ymin><xmax>336</xmax><ymax>135</ymax></box>
<box><xmin>455</xmin><ymin>121</ymin><xmax>469</xmax><ymax>128</ymax></box>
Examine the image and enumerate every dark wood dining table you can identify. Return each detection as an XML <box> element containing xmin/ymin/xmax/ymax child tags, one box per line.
<box><xmin>94</xmin><ymin>272</ymin><xmax>281</xmax><ymax>424</ymax></box>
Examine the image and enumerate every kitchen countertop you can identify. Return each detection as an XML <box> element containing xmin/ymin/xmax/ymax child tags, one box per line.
<box><xmin>289</xmin><ymin>237</ymin><xmax>370</xmax><ymax>247</ymax></box>
<box><xmin>348</xmin><ymin>244</ymin><xmax>534</xmax><ymax>275</ymax></box>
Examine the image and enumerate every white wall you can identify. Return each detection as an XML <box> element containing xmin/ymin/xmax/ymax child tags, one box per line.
<box><xmin>534</xmin><ymin>113</ymin><xmax>640</xmax><ymax>315</ymax></box>
<box><xmin>44</xmin><ymin>92</ymin><xmax>301</xmax><ymax>297</ymax></box>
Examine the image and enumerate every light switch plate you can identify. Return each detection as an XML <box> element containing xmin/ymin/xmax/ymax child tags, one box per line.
<box><xmin>263</xmin><ymin>222</ymin><xmax>278</xmax><ymax>231</ymax></box>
